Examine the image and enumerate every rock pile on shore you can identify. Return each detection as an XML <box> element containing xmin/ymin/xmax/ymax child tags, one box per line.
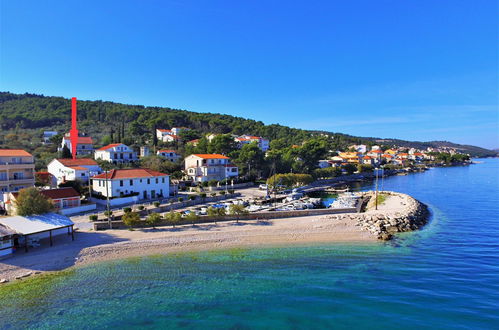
<box><xmin>326</xmin><ymin>191</ymin><xmax>429</xmax><ymax>241</ymax></box>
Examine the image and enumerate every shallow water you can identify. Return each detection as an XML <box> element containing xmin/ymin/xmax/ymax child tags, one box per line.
<box><xmin>1</xmin><ymin>159</ymin><xmax>498</xmax><ymax>329</ymax></box>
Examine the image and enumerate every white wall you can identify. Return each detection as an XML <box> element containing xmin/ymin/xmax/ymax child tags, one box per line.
<box><xmin>93</xmin><ymin>175</ymin><xmax>170</xmax><ymax>199</ymax></box>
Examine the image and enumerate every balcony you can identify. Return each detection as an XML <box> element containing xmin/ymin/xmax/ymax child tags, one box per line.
<box><xmin>0</xmin><ymin>162</ymin><xmax>35</xmax><ymax>170</ymax></box>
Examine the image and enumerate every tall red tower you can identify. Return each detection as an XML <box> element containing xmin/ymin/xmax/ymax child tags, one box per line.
<box><xmin>70</xmin><ymin>97</ymin><xmax>79</xmax><ymax>160</ymax></box>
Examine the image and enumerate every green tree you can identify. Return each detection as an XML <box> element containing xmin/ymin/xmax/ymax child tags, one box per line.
<box><xmin>122</xmin><ymin>212</ymin><xmax>141</xmax><ymax>229</ymax></box>
<box><xmin>184</xmin><ymin>212</ymin><xmax>199</xmax><ymax>225</ymax></box>
<box><xmin>228</xmin><ymin>204</ymin><xmax>248</xmax><ymax>223</ymax></box>
<box><xmin>61</xmin><ymin>144</ymin><xmax>71</xmax><ymax>158</ymax></box>
<box><xmin>14</xmin><ymin>187</ymin><xmax>54</xmax><ymax>216</ymax></box>
<box><xmin>343</xmin><ymin>163</ymin><xmax>357</xmax><ymax>175</ymax></box>
<box><xmin>235</xmin><ymin>142</ymin><xmax>265</xmax><ymax>179</ymax></box>
<box><xmin>165</xmin><ymin>211</ymin><xmax>182</xmax><ymax>228</ymax></box>
<box><xmin>208</xmin><ymin>134</ymin><xmax>238</xmax><ymax>155</ymax></box>
<box><xmin>146</xmin><ymin>212</ymin><xmax>162</xmax><ymax>229</ymax></box>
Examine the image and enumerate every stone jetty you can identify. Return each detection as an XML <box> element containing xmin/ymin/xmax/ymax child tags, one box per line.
<box><xmin>326</xmin><ymin>191</ymin><xmax>430</xmax><ymax>240</ymax></box>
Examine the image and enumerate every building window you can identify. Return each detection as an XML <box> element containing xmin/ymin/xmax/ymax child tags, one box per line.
<box><xmin>155</xmin><ymin>178</ymin><xmax>158</xmax><ymax>184</ymax></box>
<box><xmin>120</xmin><ymin>180</ymin><xmax>124</xmax><ymax>187</ymax></box>
<box><xmin>147</xmin><ymin>179</ymin><xmax>150</xmax><ymax>184</ymax></box>
<box><xmin>130</xmin><ymin>180</ymin><xmax>133</xmax><ymax>186</ymax></box>
<box><xmin>162</xmin><ymin>178</ymin><xmax>165</xmax><ymax>183</ymax></box>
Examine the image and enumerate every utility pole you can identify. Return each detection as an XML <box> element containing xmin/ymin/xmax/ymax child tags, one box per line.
<box><xmin>105</xmin><ymin>169</ymin><xmax>112</xmax><ymax>229</ymax></box>
<box><xmin>374</xmin><ymin>167</ymin><xmax>379</xmax><ymax>210</ymax></box>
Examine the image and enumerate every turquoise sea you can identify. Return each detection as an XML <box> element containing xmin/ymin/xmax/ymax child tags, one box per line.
<box><xmin>1</xmin><ymin>159</ymin><xmax>498</xmax><ymax>329</ymax></box>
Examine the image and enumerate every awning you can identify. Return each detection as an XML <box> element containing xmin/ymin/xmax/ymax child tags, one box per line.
<box><xmin>0</xmin><ymin>213</ymin><xmax>74</xmax><ymax>235</ymax></box>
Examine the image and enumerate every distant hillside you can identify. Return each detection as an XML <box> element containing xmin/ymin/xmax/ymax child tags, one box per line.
<box><xmin>0</xmin><ymin>91</ymin><xmax>496</xmax><ymax>158</ymax></box>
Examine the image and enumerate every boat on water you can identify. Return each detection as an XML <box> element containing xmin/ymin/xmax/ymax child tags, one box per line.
<box><xmin>329</xmin><ymin>192</ymin><xmax>360</xmax><ymax>209</ymax></box>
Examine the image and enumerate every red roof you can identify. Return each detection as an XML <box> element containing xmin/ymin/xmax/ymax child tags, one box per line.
<box><xmin>157</xmin><ymin>129</ymin><xmax>171</xmax><ymax>133</ymax></box>
<box><xmin>191</xmin><ymin>154</ymin><xmax>229</xmax><ymax>159</ymax></box>
<box><xmin>69</xmin><ymin>166</ymin><xmax>88</xmax><ymax>170</ymax></box>
<box><xmin>12</xmin><ymin>187</ymin><xmax>79</xmax><ymax>200</ymax></box>
<box><xmin>371</xmin><ymin>149</ymin><xmax>382</xmax><ymax>153</ymax></box>
<box><xmin>0</xmin><ymin>149</ymin><xmax>33</xmax><ymax>157</ymax></box>
<box><xmin>57</xmin><ymin>158</ymin><xmax>98</xmax><ymax>166</ymax></box>
<box><xmin>188</xmin><ymin>139</ymin><xmax>199</xmax><ymax>143</ymax></box>
<box><xmin>97</xmin><ymin>143</ymin><xmax>123</xmax><ymax>151</ymax></box>
<box><xmin>41</xmin><ymin>187</ymin><xmax>80</xmax><ymax>199</ymax></box>
<box><xmin>64</xmin><ymin>136</ymin><xmax>93</xmax><ymax>144</ymax></box>
<box><xmin>92</xmin><ymin>168</ymin><xmax>169</xmax><ymax>179</ymax></box>
<box><xmin>158</xmin><ymin>149</ymin><xmax>176</xmax><ymax>153</ymax></box>
<box><xmin>363</xmin><ymin>156</ymin><xmax>372</xmax><ymax>159</ymax></box>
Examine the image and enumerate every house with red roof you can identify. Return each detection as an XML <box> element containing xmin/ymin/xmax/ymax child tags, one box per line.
<box><xmin>0</xmin><ymin>149</ymin><xmax>35</xmax><ymax>202</ymax></box>
<box><xmin>184</xmin><ymin>154</ymin><xmax>238</xmax><ymax>182</ymax></box>
<box><xmin>95</xmin><ymin>143</ymin><xmax>138</xmax><ymax>164</ymax></box>
<box><xmin>5</xmin><ymin>187</ymin><xmax>82</xmax><ymax>215</ymax></box>
<box><xmin>91</xmin><ymin>168</ymin><xmax>169</xmax><ymax>199</ymax></box>
<box><xmin>47</xmin><ymin>158</ymin><xmax>102</xmax><ymax>185</ymax></box>
<box><xmin>59</xmin><ymin>133</ymin><xmax>94</xmax><ymax>156</ymax></box>
<box><xmin>156</xmin><ymin>128</ymin><xmax>188</xmax><ymax>143</ymax></box>
<box><xmin>234</xmin><ymin>135</ymin><xmax>270</xmax><ymax>151</ymax></box>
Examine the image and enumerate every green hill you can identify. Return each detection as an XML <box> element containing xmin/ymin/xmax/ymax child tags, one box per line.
<box><xmin>0</xmin><ymin>92</ymin><xmax>496</xmax><ymax>160</ymax></box>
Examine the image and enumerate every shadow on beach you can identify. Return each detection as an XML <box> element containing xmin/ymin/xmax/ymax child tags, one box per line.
<box><xmin>0</xmin><ymin>231</ymin><xmax>128</xmax><ymax>274</ymax></box>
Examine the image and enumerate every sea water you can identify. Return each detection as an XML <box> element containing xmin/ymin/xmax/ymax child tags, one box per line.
<box><xmin>1</xmin><ymin>159</ymin><xmax>498</xmax><ymax>329</ymax></box>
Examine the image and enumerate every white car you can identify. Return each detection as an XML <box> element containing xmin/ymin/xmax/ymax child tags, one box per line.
<box><xmin>259</xmin><ymin>184</ymin><xmax>268</xmax><ymax>190</ymax></box>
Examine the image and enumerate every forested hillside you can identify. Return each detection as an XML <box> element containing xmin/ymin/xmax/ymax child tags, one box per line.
<box><xmin>0</xmin><ymin>92</ymin><xmax>496</xmax><ymax>162</ymax></box>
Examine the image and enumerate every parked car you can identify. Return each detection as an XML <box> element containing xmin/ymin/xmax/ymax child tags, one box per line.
<box><xmin>259</xmin><ymin>184</ymin><xmax>268</xmax><ymax>190</ymax></box>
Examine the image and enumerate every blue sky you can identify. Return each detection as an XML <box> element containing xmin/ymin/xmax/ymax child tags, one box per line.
<box><xmin>1</xmin><ymin>0</ymin><xmax>497</xmax><ymax>149</ymax></box>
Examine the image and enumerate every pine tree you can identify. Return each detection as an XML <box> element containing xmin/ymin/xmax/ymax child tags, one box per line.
<box><xmin>61</xmin><ymin>144</ymin><xmax>72</xmax><ymax>158</ymax></box>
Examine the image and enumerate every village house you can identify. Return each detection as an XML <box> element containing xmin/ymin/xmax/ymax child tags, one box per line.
<box><xmin>91</xmin><ymin>168</ymin><xmax>170</xmax><ymax>200</ymax></box>
<box><xmin>140</xmin><ymin>146</ymin><xmax>151</xmax><ymax>158</ymax></box>
<box><xmin>317</xmin><ymin>160</ymin><xmax>332</xmax><ymax>168</ymax></box>
<box><xmin>349</xmin><ymin>144</ymin><xmax>367</xmax><ymax>153</ymax></box>
<box><xmin>235</xmin><ymin>135</ymin><xmax>270</xmax><ymax>151</ymax></box>
<box><xmin>0</xmin><ymin>149</ymin><xmax>35</xmax><ymax>202</ymax></box>
<box><xmin>338</xmin><ymin>152</ymin><xmax>361</xmax><ymax>164</ymax></box>
<box><xmin>171</xmin><ymin>127</ymin><xmax>190</xmax><ymax>136</ymax></box>
<box><xmin>156</xmin><ymin>127</ymin><xmax>189</xmax><ymax>143</ymax></box>
<box><xmin>59</xmin><ymin>134</ymin><xmax>94</xmax><ymax>156</ymax></box>
<box><xmin>157</xmin><ymin>149</ymin><xmax>181</xmax><ymax>162</ymax></box>
<box><xmin>187</xmin><ymin>139</ymin><xmax>200</xmax><ymax>146</ymax></box>
<box><xmin>42</xmin><ymin>131</ymin><xmax>58</xmax><ymax>144</ymax></box>
<box><xmin>184</xmin><ymin>154</ymin><xmax>238</xmax><ymax>182</ymax></box>
<box><xmin>94</xmin><ymin>143</ymin><xmax>138</xmax><ymax>164</ymax></box>
<box><xmin>4</xmin><ymin>187</ymin><xmax>81</xmax><ymax>215</ymax></box>
<box><xmin>362</xmin><ymin>156</ymin><xmax>375</xmax><ymax>166</ymax></box>
<box><xmin>367</xmin><ymin>149</ymin><xmax>383</xmax><ymax>160</ymax></box>
<box><xmin>47</xmin><ymin>158</ymin><xmax>102</xmax><ymax>185</ymax></box>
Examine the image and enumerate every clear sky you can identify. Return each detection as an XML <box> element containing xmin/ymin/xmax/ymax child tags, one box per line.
<box><xmin>1</xmin><ymin>0</ymin><xmax>498</xmax><ymax>149</ymax></box>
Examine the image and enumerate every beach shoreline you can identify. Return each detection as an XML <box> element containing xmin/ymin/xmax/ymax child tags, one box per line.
<box><xmin>0</xmin><ymin>192</ymin><xmax>427</xmax><ymax>284</ymax></box>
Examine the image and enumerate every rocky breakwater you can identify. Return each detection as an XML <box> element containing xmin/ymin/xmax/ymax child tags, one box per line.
<box><xmin>358</xmin><ymin>191</ymin><xmax>429</xmax><ymax>240</ymax></box>
<box><xmin>324</xmin><ymin>191</ymin><xmax>429</xmax><ymax>241</ymax></box>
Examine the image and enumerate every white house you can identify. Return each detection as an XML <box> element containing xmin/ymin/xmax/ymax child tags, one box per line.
<box><xmin>140</xmin><ymin>146</ymin><xmax>151</xmax><ymax>158</ymax></box>
<box><xmin>156</xmin><ymin>128</ymin><xmax>182</xmax><ymax>143</ymax></box>
<box><xmin>95</xmin><ymin>143</ymin><xmax>138</xmax><ymax>164</ymax></box>
<box><xmin>235</xmin><ymin>135</ymin><xmax>270</xmax><ymax>152</ymax></box>
<box><xmin>349</xmin><ymin>144</ymin><xmax>367</xmax><ymax>153</ymax></box>
<box><xmin>184</xmin><ymin>154</ymin><xmax>238</xmax><ymax>182</ymax></box>
<box><xmin>47</xmin><ymin>158</ymin><xmax>102</xmax><ymax>184</ymax></box>
<box><xmin>59</xmin><ymin>134</ymin><xmax>94</xmax><ymax>156</ymax></box>
<box><xmin>42</xmin><ymin>131</ymin><xmax>58</xmax><ymax>144</ymax></box>
<box><xmin>157</xmin><ymin>149</ymin><xmax>181</xmax><ymax>162</ymax></box>
<box><xmin>171</xmin><ymin>127</ymin><xmax>190</xmax><ymax>136</ymax></box>
<box><xmin>91</xmin><ymin>168</ymin><xmax>169</xmax><ymax>200</ymax></box>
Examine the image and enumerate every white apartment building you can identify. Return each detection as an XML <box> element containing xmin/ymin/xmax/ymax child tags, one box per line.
<box><xmin>157</xmin><ymin>149</ymin><xmax>181</xmax><ymax>162</ymax></box>
<box><xmin>184</xmin><ymin>154</ymin><xmax>238</xmax><ymax>182</ymax></box>
<box><xmin>0</xmin><ymin>149</ymin><xmax>35</xmax><ymax>201</ymax></box>
<box><xmin>47</xmin><ymin>158</ymin><xmax>102</xmax><ymax>184</ymax></box>
<box><xmin>91</xmin><ymin>169</ymin><xmax>169</xmax><ymax>199</ymax></box>
<box><xmin>95</xmin><ymin>143</ymin><xmax>138</xmax><ymax>164</ymax></box>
